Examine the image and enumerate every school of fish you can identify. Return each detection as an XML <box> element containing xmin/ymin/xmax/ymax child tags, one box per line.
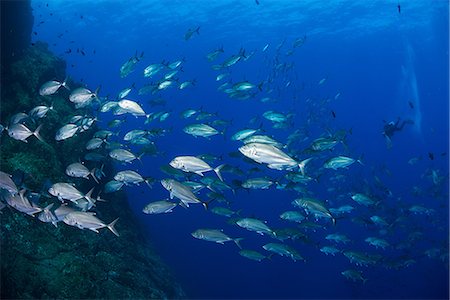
<box><xmin>1</xmin><ymin>27</ymin><xmax>448</xmax><ymax>285</ymax></box>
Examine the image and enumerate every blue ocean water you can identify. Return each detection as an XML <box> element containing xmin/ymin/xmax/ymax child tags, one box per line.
<box><xmin>31</xmin><ymin>0</ymin><xmax>448</xmax><ymax>298</ymax></box>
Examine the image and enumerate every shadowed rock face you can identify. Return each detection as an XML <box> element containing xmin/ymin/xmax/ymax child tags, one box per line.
<box><xmin>1</xmin><ymin>0</ymin><xmax>33</xmax><ymax>73</ymax></box>
<box><xmin>0</xmin><ymin>2</ymin><xmax>185</xmax><ymax>299</ymax></box>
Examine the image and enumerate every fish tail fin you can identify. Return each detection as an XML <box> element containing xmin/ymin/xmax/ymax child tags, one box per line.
<box><xmin>357</xmin><ymin>155</ymin><xmax>364</xmax><ymax>166</ymax></box>
<box><xmin>234</xmin><ymin>238</ymin><xmax>244</xmax><ymax>249</ymax></box>
<box><xmin>94</xmin><ymin>86</ymin><xmax>101</xmax><ymax>99</ymax></box>
<box><xmin>214</xmin><ymin>164</ymin><xmax>225</xmax><ymax>182</ymax></box>
<box><xmin>90</xmin><ymin>168</ymin><xmax>99</xmax><ymax>183</ymax></box>
<box><xmin>201</xmin><ymin>201</ymin><xmax>208</xmax><ymax>210</ymax></box>
<box><xmin>195</xmin><ymin>26</ymin><xmax>200</xmax><ymax>34</ymax></box>
<box><xmin>107</xmin><ymin>218</ymin><xmax>120</xmax><ymax>237</ymax></box>
<box><xmin>43</xmin><ymin>203</ymin><xmax>54</xmax><ymax>211</ymax></box>
<box><xmin>96</xmin><ymin>191</ymin><xmax>107</xmax><ymax>202</ymax></box>
<box><xmin>298</xmin><ymin>157</ymin><xmax>312</xmax><ymax>175</ymax></box>
<box><xmin>137</xmin><ymin>152</ymin><xmax>145</xmax><ymax>165</ymax></box>
<box><xmin>144</xmin><ymin>178</ymin><xmax>153</xmax><ymax>189</ymax></box>
<box><xmin>257</xmin><ymin>81</ymin><xmax>264</xmax><ymax>91</ymax></box>
<box><xmin>178</xmin><ymin>201</ymin><xmax>188</xmax><ymax>209</ymax></box>
<box><xmin>62</xmin><ymin>76</ymin><xmax>70</xmax><ymax>91</ymax></box>
<box><xmin>85</xmin><ymin>187</ymin><xmax>96</xmax><ymax>205</ymax></box>
<box><xmin>33</xmin><ymin>124</ymin><xmax>45</xmax><ymax>142</ymax></box>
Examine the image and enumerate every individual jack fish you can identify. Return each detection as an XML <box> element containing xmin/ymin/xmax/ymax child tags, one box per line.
<box><xmin>55</xmin><ymin>124</ymin><xmax>79</xmax><ymax>141</ymax></box>
<box><xmin>184</xmin><ymin>26</ymin><xmax>200</xmax><ymax>40</ymax></box>
<box><xmin>191</xmin><ymin>228</ymin><xmax>242</xmax><ymax>248</ymax></box>
<box><xmin>117</xmin><ymin>99</ymin><xmax>146</xmax><ymax>117</ymax></box>
<box><xmin>262</xmin><ymin>243</ymin><xmax>304</xmax><ymax>261</ymax></box>
<box><xmin>114</xmin><ymin>170</ymin><xmax>152</xmax><ymax>187</ymax></box>
<box><xmin>239</xmin><ymin>142</ymin><xmax>311</xmax><ymax>174</ymax></box>
<box><xmin>236</xmin><ymin>218</ymin><xmax>276</xmax><ymax>237</ymax></box>
<box><xmin>66</xmin><ymin>162</ymin><xmax>99</xmax><ymax>183</ymax></box>
<box><xmin>4</xmin><ymin>190</ymin><xmax>42</xmax><ymax>216</ymax></box>
<box><xmin>48</xmin><ymin>183</ymin><xmax>94</xmax><ymax>205</ymax></box>
<box><xmin>292</xmin><ymin>198</ymin><xmax>335</xmax><ymax>225</ymax></box>
<box><xmin>39</xmin><ymin>78</ymin><xmax>69</xmax><ymax>96</ymax></box>
<box><xmin>0</xmin><ymin>171</ymin><xmax>18</xmax><ymax>195</ymax></box>
<box><xmin>69</xmin><ymin>87</ymin><xmax>98</xmax><ymax>108</ymax></box>
<box><xmin>324</xmin><ymin>156</ymin><xmax>361</xmax><ymax>170</ymax></box>
<box><xmin>143</xmin><ymin>200</ymin><xmax>177</xmax><ymax>214</ymax></box>
<box><xmin>183</xmin><ymin>123</ymin><xmax>221</xmax><ymax>138</ymax></box>
<box><xmin>160</xmin><ymin>178</ymin><xmax>205</xmax><ymax>208</ymax></box>
<box><xmin>169</xmin><ymin>156</ymin><xmax>224</xmax><ymax>181</ymax></box>
<box><xmin>7</xmin><ymin>124</ymin><xmax>44</xmax><ymax>143</ymax></box>
<box><xmin>63</xmin><ymin>211</ymin><xmax>119</xmax><ymax>236</ymax></box>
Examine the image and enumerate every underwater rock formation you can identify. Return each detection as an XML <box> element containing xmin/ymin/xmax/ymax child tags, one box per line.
<box><xmin>0</xmin><ymin>3</ymin><xmax>185</xmax><ymax>299</ymax></box>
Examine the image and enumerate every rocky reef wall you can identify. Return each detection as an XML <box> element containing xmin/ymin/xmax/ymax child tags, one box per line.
<box><xmin>1</xmin><ymin>0</ymin><xmax>33</xmax><ymax>76</ymax></box>
<box><xmin>0</xmin><ymin>2</ymin><xmax>184</xmax><ymax>299</ymax></box>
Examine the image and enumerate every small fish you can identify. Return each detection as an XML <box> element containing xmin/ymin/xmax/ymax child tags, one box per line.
<box><xmin>279</xmin><ymin>211</ymin><xmax>305</xmax><ymax>223</ymax></box>
<box><xmin>66</xmin><ymin>162</ymin><xmax>98</xmax><ymax>183</ymax></box>
<box><xmin>0</xmin><ymin>171</ymin><xmax>19</xmax><ymax>195</ymax></box>
<box><xmin>262</xmin><ymin>243</ymin><xmax>304</xmax><ymax>261</ymax></box>
<box><xmin>184</xmin><ymin>26</ymin><xmax>200</xmax><ymax>40</ymax></box>
<box><xmin>206</xmin><ymin>46</ymin><xmax>224</xmax><ymax>62</ymax></box>
<box><xmin>179</xmin><ymin>80</ymin><xmax>196</xmax><ymax>90</ymax></box>
<box><xmin>55</xmin><ymin>124</ymin><xmax>79</xmax><ymax>141</ymax></box>
<box><xmin>324</xmin><ymin>156</ymin><xmax>361</xmax><ymax>170</ymax></box>
<box><xmin>143</xmin><ymin>63</ymin><xmax>164</xmax><ymax>78</ymax></box>
<box><xmin>183</xmin><ymin>124</ymin><xmax>221</xmax><ymax>138</ymax></box>
<box><xmin>120</xmin><ymin>52</ymin><xmax>143</xmax><ymax>78</ymax></box>
<box><xmin>320</xmin><ymin>246</ymin><xmax>341</xmax><ymax>256</ymax></box>
<box><xmin>109</xmin><ymin>149</ymin><xmax>142</xmax><ymax>163</ymax></box>
<box><xmin>48</xmin><ymin>183</ymin><xmax>94</xmax><ymax>205</ymax></box>
<box><xmin>118</xmin><ymin>83</ymin><xmax>135</xmax><ymax>99</ymax></box>
<box><xmin>161</xmin><ymin>178</ymin><xmax>204</xmax><ymax>208</ymax></box>
<box><xmin>104</xmin><ymin>180</ymin><xmax>124</xmax><ymax>193</ymax></box>
<box><xmin>29</xmin><ymin>104</ymin><xmax>54</xmax><ymax>119</ymax></box>
<box><xmin>326</xmin><ymin>233</ymin><xmax>350</xmax><ymax>244</ymax></box>
<box><xmin>239</xmin><ymin>249</ymin><xmax>267</xmax><ymax>261</ymax></box>
<box><xmin>39</xmin><ymin>78</ymin><xmax>69</xmax><ymax>96</ymax></box>
<box><xmin>117</xmin><ymin>99</ymin><xmax>146</xmax><ymax>117</ymax></box>
<box><xmin>143</xmin><ymin>200</ymin><xmax>177</xmax><ymax>214</ymax></box>
<box><xmin>242</xmin><ymin>178</ymin><xmax>274</xmax><ymax>189</ymax></box>
<box><xmin>37</xmin><ymin>203</ymin><xmax>58</xmax><ymax>227</ymax></box>
<box><xmin>7</xmin><ymin>124</ymin><xmax>44</xmax><ymax>143</ymax></box>
<box><xmin>63</xmin><ymin>211</ymin><xmax>119</xmax><ymax>236</ymax></box>
<box><xmin>9</xmin><ymin>112</ymin><xmax>29</xmax><ymax>125</ymax></box>
<box><xmin>191</xmin><ymin>229</ymin><xmax>242</xmax><ymax>248</ymax></box>
<box><xmin>341</xmin><ymin>269</ymin><xmax>367</xmax><ymax>283</ymax></box>
<box><xmin>86</xmin><ymin>137</ymin><xmax>107</xmax><ymax>150</ymax></box>
<box><xmin>169</xmin><ymin>156</ymin><xmax>224</xmax><ymax>181</ymax></box>
<box><xmin>69</xmin><ymin>87</ymin><xmax>98</xmax><ymax>108</ymax></box>
<box><xmin>114</xmin><ymin>170</ymin><xmax>151</xmax><ymax>187</ymax></box>
<box><xmin>4</xmin><ymin>190</ymin><xmax>42</xmax><ymax>216</ymax></box>
<box><xmin>236</xmin><ymin>218</ymin><xmax>275</xmax><ymax>237</ymax></box>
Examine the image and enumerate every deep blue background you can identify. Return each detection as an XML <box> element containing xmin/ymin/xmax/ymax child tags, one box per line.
<box><xmin>31</xmin><ymin>1</ymin><xmax>448</xmax><ymax>298</ymax></box>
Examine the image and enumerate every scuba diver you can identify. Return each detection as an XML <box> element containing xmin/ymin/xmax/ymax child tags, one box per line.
<box><xmin>382</xmin><ymin>117</ymin><xmax>414</xmax><ymax>148</ymax></box>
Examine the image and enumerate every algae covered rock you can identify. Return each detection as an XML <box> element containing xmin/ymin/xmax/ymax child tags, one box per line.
<box><xmin>0</xmin><ymin>3</ymin><xmax>185</xmax><ymax>299</ymax></box>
